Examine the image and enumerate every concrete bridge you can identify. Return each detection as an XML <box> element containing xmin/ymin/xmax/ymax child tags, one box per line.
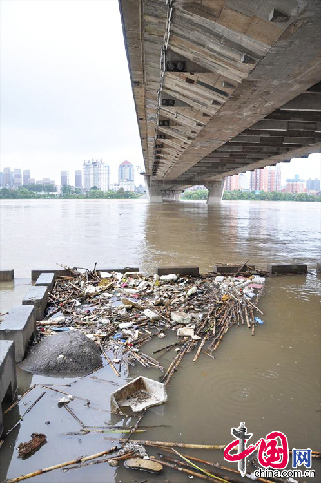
<box><xmin>119</xmin><ymin>0</ymin><xmax>321</xmax><ymax>202</ymax></box>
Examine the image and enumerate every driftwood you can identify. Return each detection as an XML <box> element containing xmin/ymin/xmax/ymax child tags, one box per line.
<box><xmin>118</xmin><ymin>439</ymin><xmax>225</xmax><ymax>450</ymax></box>
<box><xmin>7</xmin><ymin>446</ymin><xmax>119</xmax><ymax>482</ymax></box>
<box><xmin>151</xmin><ymin>456</ymin><xmax>226</xmax><ymax>482</ymax></box>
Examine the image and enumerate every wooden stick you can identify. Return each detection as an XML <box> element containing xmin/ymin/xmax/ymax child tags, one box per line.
<box><xmin>7</xmin><ymin>446</ymin><xmax>119</xmax><ymax>482</ymax></box>
<box><xmin>151</xmin><ymin>456</ymin><xmax>224</xmax><ymax>482</ymax></box>
<box><xmin>172</xmin><ymin>448</ymin><xmax>231</xmax><ymax>482</ymax></box>
<box><xmin>99</xmin><ymin>342</ymin><xmax>121</xmax><ymax>377</ymax></box>
<box><xmin>162</xmin><ymin>448</ymin><xmax>273</xmax><ymax>483</ymax></box>
<box><xmin>118</xmin><ymin>439</ymin><xmax>225</xmax><ymax>450</ymax></box>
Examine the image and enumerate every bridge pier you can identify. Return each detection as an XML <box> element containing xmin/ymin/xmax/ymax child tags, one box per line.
<box><xmin>145</xmin><ymin>177</ymin><xmax>183</xmax><ymax>203</ymax></box>
<box><xmin>205</xmin><ymin>180</ymin><xmax>224</xmax><ymax>205</ymax></box>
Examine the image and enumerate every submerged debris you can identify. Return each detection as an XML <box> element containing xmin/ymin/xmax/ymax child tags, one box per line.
<box><xmin>18</xmin><ymin>433</ymin><xmax>47</xmax><ymax>459</ymax></box>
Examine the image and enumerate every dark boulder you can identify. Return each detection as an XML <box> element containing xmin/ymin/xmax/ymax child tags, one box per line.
<box><xmin>20</xmin><ymin>331</ymin><xmax>102</xmax><ymax>375</ymax></box>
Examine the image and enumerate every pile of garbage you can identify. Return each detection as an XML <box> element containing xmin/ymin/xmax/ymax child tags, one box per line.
<box><xmin>37</xmin><ymin>265</ymin><xmax>266</xmax><ymax>385</ymax></box>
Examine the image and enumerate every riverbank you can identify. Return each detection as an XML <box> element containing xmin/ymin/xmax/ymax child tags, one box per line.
<box><xmin>181</xmin><ymin>189</ymin><xmax>321</xmax><ymax>202</ymax></box>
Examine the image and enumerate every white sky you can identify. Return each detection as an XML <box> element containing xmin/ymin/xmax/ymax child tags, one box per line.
<box><xmin>0</xmin><ymin>0</ymin><xmax>320</xmax><ymax>186</ymax></box>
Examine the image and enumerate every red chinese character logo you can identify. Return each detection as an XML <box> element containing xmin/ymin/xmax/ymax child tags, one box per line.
<box><xmin>224</xmin><ymin>424</ymin><xmax>289</xmax><ymax>475</ymax></box>
<box><xmin>257</xmin><ymin>431</ymin><xmax>288</xmax><ymax>469</ymax></box>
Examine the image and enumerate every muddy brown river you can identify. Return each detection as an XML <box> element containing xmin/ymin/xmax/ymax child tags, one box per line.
<box><xmin>0</xmin><ymin>199</ymin><xmax>320</xmax><ymax>482</ymax></box>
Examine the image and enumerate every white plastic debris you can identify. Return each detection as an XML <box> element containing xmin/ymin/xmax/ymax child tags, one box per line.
<box><xmin>144</xmin><ymin>309</ymin><xmax>160</xmax><ymax>320</ymax></box>
<box><xmin>252</xmin><ymin>276</ymin><xmax>266</xmax><ymax>284</ymax></box>
<box><xmin>110</xmin><ymin>376</ymin><xmax>167</xmax><ymax>413</ymax></box>
<box><xmin>171</xmin><ymin>311</ymin><xmax>192</xmax><ymax>325</ymax></box>
<box><xmin>57</xmin><ymin>354</ymin><xmax>65</xmax><ymax>361</ymax></box>
<box><xmin>187</xmin><ymin>286</ymin><xmax>197</xmax><ymax>297</ymax></box>
<box><xmin>177</xmin><ymin>327</ymin><xmax>195</xmax><ymax>338</ymax></box>
<box><xmin>160</xmin><ymin>274</ymin><xmax>178</xmax><ymax>282</ymax></box>
<box><xmin>118</xmin><ymin>322</ymin><xmax>133</xmax><ymax>329</ymax></box>
<box><xmin>215</xmin><ymin>276</ymin><xmax>225</xmax><ymax>283</ymax></box>
<box><xmin>49</xmin><ymin>316</ymin><xmax>65</xmax><ymax>323</ymax></box>
<box><xmin>58</xmin><ymin>396</ymin><xmax>71</xmax><ymax>407</ymax></box>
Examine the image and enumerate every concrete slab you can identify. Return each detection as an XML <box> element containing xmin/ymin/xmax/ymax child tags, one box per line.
<box><xmin>22</xmin><ymin>286</ymin><xmax>48</xmax><ymax>321</ymax></box>
<box><xmin>269</xmin><ymin>264</ymin><xmax>308</xmax><ymax>275</ymax></box>
<box><xmin>0</xmin><ymin>340</ymin><xmax>17</xmax><ymax>437</ymax></box>
<box><xmin>0</xmin><ymin>306</ymin><xmax>36</xmax><ymax>362</ymax></box>
<box><xmin>35</xmin><ymin>272</ymin><xmax>55</xmax><ymax>290</ymax></box>
<box><xmin>214</xmin><ymin>264</ymin><xmax>255</xmax><ymax>274</ymax></box>
<box><xmin>157</xmin><ymin>266</ymin><xmax>200</xmax><ymax>276</ymax></box>
<box><xmin>97</xmin><ymin>267</ymin><xmax>139</xmax><ymax>274</ymax></box>
<box><xmin>0</xmin><ymin>270</ymin><xmax>14</xmax><ymax>281</ymax></box>
<box><xmin>31</xmin><ymin>269</ymin><xmax>72</xmax><ymax>282</ymax></box>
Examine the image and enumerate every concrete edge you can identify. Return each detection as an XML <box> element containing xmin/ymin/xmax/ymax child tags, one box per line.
<box><xmin>0</xmin><ymin>270</ymin><xmax>14</xmax><ymax>281</ymax></box>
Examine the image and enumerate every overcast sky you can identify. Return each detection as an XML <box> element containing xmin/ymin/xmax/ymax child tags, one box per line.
<box><xmin>1</xmin><ymin>0</ymin><xmax>320</xmax><ymax>186</ymax></box>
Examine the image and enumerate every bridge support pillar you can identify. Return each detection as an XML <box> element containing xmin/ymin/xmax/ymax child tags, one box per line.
<box><xmin>205</xmin><ymin>180</ymin><xmax>224</xmax><ymax>205</ymax></box>
<box><xmin>145</xmin><ymin>177</ymin><xmax>183</xmax><ymax>203</ymax></box>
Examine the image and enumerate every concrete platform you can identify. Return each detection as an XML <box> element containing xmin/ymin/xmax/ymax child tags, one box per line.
<box><xmin>0</xmin><ymin>270</ymin><xmax>14</xmax><ymax>281</ymax></box>
<box><xmin>22</xmin><ymin>285</ymin><xmax>48</xmax><ymax>321</ymax></box>
<box><xmin>157</xmin><ymin>266</ymin><xmax>199</xmax><ymax>276</ymax></box>
<box><xmin>269</xmin><ymin>264</ymin><xmax>308</xmax><ymax>275</ymax></box>
<box><xmin>35</xmin><ymin>272</ymin><xmax>55</xmax><ymax>290</ymax></box>
<box><xmin>97</xmin><ymin>267</ymin><xmax>139</xmax><ymax>274</ymax></box>
<box><xmin>0</xmin><ymin>306</ymin><xmax>36</xmax><ymax>362</ymax></box>
<box><xmin>214</xmin><ymin>264</ymin><xmax>255</xmax><ymax>274</ymax></box>
<box><xmin>0</xmin><ymin>341</ymin><xmax>17</xmax><ymax>437</ymax></box>
<box><xmin>31</xmin><ymin>269</ymin><xmax>72</xmax><ymax>282</ymax></box>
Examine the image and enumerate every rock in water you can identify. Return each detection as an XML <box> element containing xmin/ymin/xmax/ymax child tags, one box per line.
<box><xmin>20</xmin><ymin>331</ymin><xmax>102</xmax><ymax>375</ymax></box>
<box><xmin>124</xmin><ymin>458</ymin><xmax>163</xmax><ymax>473</ymax></box>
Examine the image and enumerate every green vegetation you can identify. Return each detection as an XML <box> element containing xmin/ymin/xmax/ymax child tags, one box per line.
<box><xmin>181</xmin><ymin>189</ymin><xmax>209</xmax><ymax>200</ymax></box>
<box><xmin>0</xmin><ymin>186</ymin><xmax>142</xmax><ymax>199</ymax></box>
<box><xmin>222</xmin><ymin>190</ymin><xmax>321</xmax><ymax>201</ymax></box>
<box><xmin>181</xmin><ymin>189</ymin><xmax>321</xmax><ymax>201</ymax></box>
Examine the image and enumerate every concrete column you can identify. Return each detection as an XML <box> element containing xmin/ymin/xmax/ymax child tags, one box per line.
<box><xmin>205</xmin><ymin>180</ymin><xmax>224</xmax><ymax>205</ymax></box>
<box><xmin>162</xmin><ymin>190</ymin><xmax>181</xmax><ymax>202</ymax></box>
<box><xmin>146</xmin><ymin>184</ymin><xmax>163</xmax><ymax>203</ymax></box>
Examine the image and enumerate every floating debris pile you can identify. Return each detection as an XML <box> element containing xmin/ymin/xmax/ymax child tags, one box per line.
<box><xmin>36</xmin><ymin>265</ymin><xmax>266</xmax><ymax>385</ymax></box>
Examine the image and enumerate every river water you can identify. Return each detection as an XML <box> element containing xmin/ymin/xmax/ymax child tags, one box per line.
<box><xmin>0</xmin><ymin>199</ymin><xmax>320</xmax><ymax>482</ymax></box>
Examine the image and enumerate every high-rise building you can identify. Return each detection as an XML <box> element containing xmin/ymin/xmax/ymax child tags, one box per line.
<box><xmin>286</xmin><ymin>174</ymin><xmax>305</xmax><ymax>193</ymax></box>
<box><xmin>0</xmin><ymin>172</ymin><xmax>3</xmax><ymax>188</ymax></box>
<box><xmin>13</xmin><ymin>169</ymin><xmax>22</xmax><ymax>188</ymax></box>
<box><xmin>224</xmin><ymin>173</ymin><xmax>249</xmax><ymax>191</ymax></box>
<box><xmin>75</xmin><ymin>170</ymin><xmax>82</xmax><ymax>188</ymax></box>
<box><xmin>306</xmin><ymin>178</ymin><xmax>320</xmax><ymax>192</ymax></box>
<box><xmin>61</xmin><ymin>171</ymin><xmax>69</xmax><ymax>186</ymax></box>
<box><xmin>83</xmin><ymin>160</ymin><xmax>110</xmax><ymax>192</ymax></box>
<box><xmin>118</xmin><ymin>161</ymin><xmax>135</xmax><ymax>191</ymax></box>
<box><xmin>249</xmin><ymin>165</ymin><xmax>281</xmax><ymax>192</ymax></box>
<box><xmin>23</xmin><ymin>170</ymin><xmax>31</xmax><ymax>185</ymax></box>
<box><xmin>3</xmin><ymin>168</ymin><xmax>13</xmax><ymax>188</ymax></box>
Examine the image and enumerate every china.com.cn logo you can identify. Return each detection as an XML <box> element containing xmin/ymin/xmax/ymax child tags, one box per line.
<box><xmin>224</xmin><ymin>422</ymin><xmax>314</xmax><ymax>478</ymax></box>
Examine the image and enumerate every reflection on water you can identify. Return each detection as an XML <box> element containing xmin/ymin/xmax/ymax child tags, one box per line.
<box><xmin>0</xmin><ymin>199</ymin><xmax>320</xmax><ymax>482</ymax></box>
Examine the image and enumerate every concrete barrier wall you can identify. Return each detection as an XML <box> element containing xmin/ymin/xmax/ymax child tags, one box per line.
<box><xmin>0</xmin><ymin>340</ymin><xmax>17</xmax><ymax>437</ymax></box>
<box><xmin>22</xmin><ymin>285</ymin><xmax>48</xmax><ymax>321</ymax></box>
<box><xmin>268</xmin><ymin>264</ymin><xmax>308</xmax><ymax>275</ymax></box>
<box><xmin>0</xmin><ymin>270</ymin><xmax>14</xmax><ymax>281</ymax></box>
<box><xmin>0</xmin><ymin>306</ymin><xmax>36</xmax><ymax>362</ymax></box>
<box><xmin>157</xmin><ymin>266</ymin><xmax>200</xmax><ymax>276</ymax></box>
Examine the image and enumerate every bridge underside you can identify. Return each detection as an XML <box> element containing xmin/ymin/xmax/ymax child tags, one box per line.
<box><xmin>119</xmin><ymin>0</ymin><xmax>321</xmax><ymax>200</ymax></box>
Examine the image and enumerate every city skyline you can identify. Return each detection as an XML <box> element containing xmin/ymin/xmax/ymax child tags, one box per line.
<box><xmin>1</xmin><ymin>155</ymin><xmax>320</xmax><ymax>188</ymax></box>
